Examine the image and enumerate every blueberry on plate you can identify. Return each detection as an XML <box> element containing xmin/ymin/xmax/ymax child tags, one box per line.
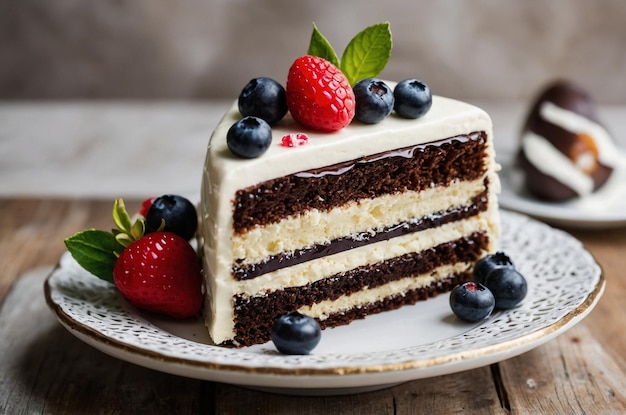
<box><xmin>271</xmin><ymin>311</ymin><xmax>321</xmax><ymax>355</ymax></box>
<box><xmin>227</xmin><ymin>116</ymin><xmax>272</xmax><ymax>158</ymax></box>
<box><xmin>238</xmin><ymin>77</ymin><xmax>288</xmax><ymax>125</ymax></box>
<box><xmin>484</xmin><ymin>267</ymin><xmax>528</xmax><ymax>309</ymax></box>
<box><xmin>393</xmin><ymin>79</ymin><xmax>432</xmax><ymax>119</ymax></box>
<box><xmin>449</xmin><ymin>281</ymin><xmax>495</xmax><ymax>322</ymax></box>
<box><xmin>145</xmin><ymin>194</ymin><xmax>197</xmax><ymax>241</ymax></box>
<box><xmin>473</xmin><ymin>251</ymin><xmax>515</xmax><ymax>284</ymax></box>
<box><xmin>353</xmin><ymin>78</ymin><xmax>394</xmax><ymax>124</ymax></box>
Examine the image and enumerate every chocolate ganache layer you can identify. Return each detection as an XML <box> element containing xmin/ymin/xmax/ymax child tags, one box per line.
<box><xmin>232</xmin><ymin>185</ymin><xmax>490</xmax><ymax>280</ymax></box>
<box><xmin>232</xmin><ymin>132</ymin><xmax>488</xmax><ymax>234</ymax></box>
<box><xmin>231</xmin><ymin>231</ymin><xmax>489</xmax><ymax>346</ymax></box>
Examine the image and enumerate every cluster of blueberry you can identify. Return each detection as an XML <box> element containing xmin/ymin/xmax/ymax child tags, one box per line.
<box><xmin>353</xmin><ymin>78</ymin><xmax>432</xmax><ymax>124</ymax></box>
<box><xmin>226</xmin><ymin>75</ymin><xmax>433</xmax><ymax>160</ymax></box>
<box><xmin>449</xmin><ymin>252</ymin><xmax>528</xmax><ymax>322</ymax></box>
<box><xmin>227</xmin><ymin>77</ymin><xmax>287</xmax><ymax>158</ymax></box>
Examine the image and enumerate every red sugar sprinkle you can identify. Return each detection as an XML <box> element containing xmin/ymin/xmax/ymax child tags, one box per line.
<box><xmin>281</xmin><ymin>133</ymin><xmax>309</xmax><ymax>148</ymax></box>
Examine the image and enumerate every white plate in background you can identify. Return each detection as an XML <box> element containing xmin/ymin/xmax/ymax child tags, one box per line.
<box><xmin>498</xmin><ymin>155</ymin><xmax>626</xmax><ymax>229</ymax></box>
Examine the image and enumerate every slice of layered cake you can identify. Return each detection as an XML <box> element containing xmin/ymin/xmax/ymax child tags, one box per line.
<box><xmin>57</xmin><ymin>24</ymin><xmax>501</xmax><ymax>351</ymax></box>
<box><xmin>199</xmin><ymin>23</ymin><xmax>499</xmax><ymax>347</ymax></box>
<box><xmin>200</xmin><ymin>91</ymin><xmax>500</xmax><ymax>346</ymax></box>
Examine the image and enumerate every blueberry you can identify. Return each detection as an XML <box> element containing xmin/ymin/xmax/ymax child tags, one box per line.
<box><xmin>271</xmin><ymin>312</ymin><xmax>321</xmax><ymax>355</ymax></box>
<box><xmin>145</xmin><ymin>194</ymin><xmax>197</xmax><ymax>241</ymax></box>
<box><xmin>353</xmin><ymin>78</ymin><xmax>394</xmax><ymax>124</ymax></box>
<box><xmin>484</xmin><ymin>268</ymin><xmax>528</xmax><ymax>309</ymax></box>
<box><xmin>227</xmin><ymin>116</ymin><xmax>272</xmax><ymax>158</ymax></box>
<box><xmin>238</xmin><ymin>77</ymin><xmax>288</xmax><ymax>125</ymax></box>
<box><xmin>449</xmin><ymin>281</ymin><xmax>495</xmax><ymax>322</ymax></box>
<box><xmin>393</xmin><ymin>79</ymin><xmax>432</xmax><ymax>119</ymax></box>
<box><xmin>474</xmin><ymin>251</ymin><xmax>515</xmax><ymax>284</ymax></box>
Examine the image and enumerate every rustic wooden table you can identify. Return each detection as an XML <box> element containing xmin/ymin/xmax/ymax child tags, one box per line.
<box><xmin>1</xmin><ymin>197</ymin><xmax>625</xmax><ymax>414</ymax></box>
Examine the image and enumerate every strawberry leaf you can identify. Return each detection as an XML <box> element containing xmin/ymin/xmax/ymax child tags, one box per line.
<box><xmin>307</xmin><ymin>23</ymin><xmax>340</xmax><ymax>67</ymax></box>
<box><xmin>111</xmin><ymin>197</ymin><xmax>145</xmax><ymax>247</ymax></box>
<box><xmin>115</xmin><ymin>232</ymin><xmax>134</xmax><ymax>248</ymax></box>
<box><xmin>112</xmin><ymin>198</ymin><xmax>132</xmax><ymax>233</ymax></box>
<box><xmin>340</xmin><ymin>22</ymin><xmax>392</xmax><ymax>86</ymax></box>
<box><xmin>64</xmin><ymin>229</ymin><xmax>123</xmax><ymax>283</ymax></box>
<box><xmin>131</xmin><ymin>216</ymin><xmax>146</xmax><ymax>241</ymax></box>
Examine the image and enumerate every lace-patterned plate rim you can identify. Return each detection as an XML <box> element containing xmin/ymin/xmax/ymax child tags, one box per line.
<box><xmin>44</xmin><ymin>210</ymin><xmax>605</xmax><ymax>389</ymax></box>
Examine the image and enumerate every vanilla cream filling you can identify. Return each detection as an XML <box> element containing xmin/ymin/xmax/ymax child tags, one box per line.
<box><xmin>237</xmin><ymin>212</ymin><xmax>496</xmax><ymax>297</ymax></box>
<box><xmin>232</xmin><ymin>178</ymin><xmax>489</xmax><ymax>264</ymax></box>
<box><xmin>297</xmin><ymin>262</ymin><xmax>471</xmax><ymax>320</ymax></box>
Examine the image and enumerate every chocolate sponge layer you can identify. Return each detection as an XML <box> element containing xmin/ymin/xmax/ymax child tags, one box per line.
<box><xmin>232</xmin><ymin>132</ymin><xmax>488</xmax><ymax>234</ymax></box>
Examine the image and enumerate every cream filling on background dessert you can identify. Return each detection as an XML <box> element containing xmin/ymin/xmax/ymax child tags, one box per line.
<box><xmin>540</xmin><ymin>102</ymin><xmax>618</xmax><ymax>166</ymax></box>
<box><xmin>521</xmin><ymin>132</ymin><xmax>595</xmax><ymax>196</ymax></box>
<box><xmin>521</xmin><ymin>101</ymin><xmax>623</xmax><ymax>197</ymax></box>
<box><xmin>201</xmin><ymin>92</ymin><xmax>499</xmax><ymax>345</ymax></box>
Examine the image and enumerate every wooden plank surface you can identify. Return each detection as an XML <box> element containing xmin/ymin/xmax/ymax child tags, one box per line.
<box><xmin>0</xmin><ymin>267</ymin><xmax>209</xmax><ymax>414</ymax></box>
<box><xmin>1</xmin><ymin>198</ymin><xmax>625</xmax><ymax>414</ymax></box>
<box><xmin>568</xmin><ymin>227</ymin><xmax>626</xmax><ymax>362</ymax></box>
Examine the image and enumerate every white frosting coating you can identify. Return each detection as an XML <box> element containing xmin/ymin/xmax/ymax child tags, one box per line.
<box><xmin>200</xmin><ymin>93</ymin><xmax>497</xmax><ymax>345</ymax></box>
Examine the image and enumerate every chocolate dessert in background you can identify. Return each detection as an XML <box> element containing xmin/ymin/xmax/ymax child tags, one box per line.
<box><xmin>517</xmin><ymin>80</ymin><xmax>616</xmax><ymax>202</ymax></box>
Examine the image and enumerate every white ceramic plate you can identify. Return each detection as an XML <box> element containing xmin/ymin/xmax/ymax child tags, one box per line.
<box><xmin>498</xmin><ymin>155</ymin><xmax>626</xmax><ymax>229</ymax></box>
<box><xmin>45</xmin><ymin>211</ymin><xmax>604</xmax><ymax>395</ymax></box>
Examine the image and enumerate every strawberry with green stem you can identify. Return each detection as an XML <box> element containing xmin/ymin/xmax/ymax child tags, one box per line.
<box><xmin>65</xmin><ymin>199</ymin><xmax>203</xmax><ymax>318</ymax></box>
<box><xmin>284</xmin><ymin>22</ymin><xmax>394</xmax><ymax>132</ymax></box>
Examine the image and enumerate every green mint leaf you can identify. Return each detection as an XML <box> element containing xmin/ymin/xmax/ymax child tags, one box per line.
<box><xmin>307</xmin><ymin>23</ymin><xmax>340</xmax><ymax>67</ymax></box>
<box><xmin>64</xmin><ymin>229</ymin><xmax>122</xmax><ymax>283</ymax></box>
<box><xmin>340</xmin><ymin>22</ymin><xmax>392</xmax><ymax>86</ymax></box>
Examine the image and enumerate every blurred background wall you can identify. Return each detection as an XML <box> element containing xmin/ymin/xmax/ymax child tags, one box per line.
<box><xmin>1</xmin><ymin>0</ymin><xmax>625</xmax><ymax>103</ymax></box>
